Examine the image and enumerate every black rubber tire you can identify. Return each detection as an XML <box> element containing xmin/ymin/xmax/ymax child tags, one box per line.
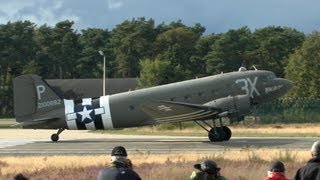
<box><xmin>222</xmin><ymin>126</ymin><xmax>232</xmax><ymax>141</ymax></box>
<box><xmin>51</xmin><ymin>134</ymin><xmax>59</xmax><ymax>142</ymax></box>
<box><xmin>208</xmin><ymin>127</ymin><xmax>225</xmax><ymax>142</ymax></box>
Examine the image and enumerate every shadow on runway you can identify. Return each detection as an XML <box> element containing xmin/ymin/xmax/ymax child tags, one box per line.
<box><xmin>40</xmin><ymin>139</ymin><xmax>210</xmax><ymax>144</ymax></box>
<box><xmin>205</xmin><ymin>138</ymin><xmax>298</xmax><ymax>148</ymax></box>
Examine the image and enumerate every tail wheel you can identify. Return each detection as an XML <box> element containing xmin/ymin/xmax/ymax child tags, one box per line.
<box><xmin>50</xmin><ymin>128</ymin><xmax>64</xmax><ymax>142</ymax></box>
<box><xmin>51</xmin><ymin>134</ymin><xmax>59</xmax><ymax>142</ymax></box>
<box><xmin>222</xmin><ymin>126</ymin><xmax>232</xmax><ymax>141</ymax></box>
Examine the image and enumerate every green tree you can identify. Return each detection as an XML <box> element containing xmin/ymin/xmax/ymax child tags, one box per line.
<box><xmin>205</xmin><ymin>27</ymin><xmax>253</xmax><ymax>74</ymax></box>
<box><xmin>190</xmin><ymin>34</ymin><xmax>217</xmax><ymax>77</ymax></box>
<box><xmin>54</xmin><ymin>20</ymin><xmax>81</xmax><ymax>78</ymax></box>
<box><xmin>34</xmin><ymin>24</ymin><xmax>56</xmax><ymax>78</ymax></box>
<box><xmin>78</xmin><ymin>28</ymin><xmax>111</xmax><ymax>78</ymax></box>
<box><xmin>155</xmin><ymin>27</ymin><xmax>198</xmax><ymax>70</ymax></box>
<box><xmin>34</xmin><ymin>21</ymin><xmax>81</xmax><ymax>79</ymax></box>
<box><xmin>138</xmin><ymin>58</ymin><xmax>185</xmax><ymax>88</ymax></box>
<box><xmin>0</xmin><ymin>21</ymin><xmax>37</xmax><ymax>116</ymax></box>
<box><xmin>38</xmin><ymin>20</ymin><xmax>81</xmax><ymax>79</ymax></box>
<box><xmin>154</xmin><ymin>23</ymin><xmax>205</xmax><ymax>80</ymax></box>
<box><xmin>285</xmin><ymin>32</ymin><xmax>320</xmax><ymax>98</ymax></box>
<box><xmin>252</xmin><ymin>26</ymin><xmax>305</xmax><ymax>77</ymax></box>
<box><xmin>110</xmin><ymin>17</ymin><xmax>156</xmax><ymax>77</ymax></box>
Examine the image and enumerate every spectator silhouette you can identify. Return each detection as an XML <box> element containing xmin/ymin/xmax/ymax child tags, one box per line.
<box><xmin>97</xmin><ymin>146</ymin><xmax>141</xmax><ymax>180</ymax></box>
<box><xmin>263</xmin><ymin>160</ymin><xmax>289</xmax><ymax>180</ymax></box>
<box><xmin>294</xmin><ymin>140</ymin><xmax>320</xmax><ymax>180</ymax></box>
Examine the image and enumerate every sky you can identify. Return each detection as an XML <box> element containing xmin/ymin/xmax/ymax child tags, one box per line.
<box><xmin>0</xmin><ymin>0</ymin><xmax>319</xmax><ymax>34</ymax></box>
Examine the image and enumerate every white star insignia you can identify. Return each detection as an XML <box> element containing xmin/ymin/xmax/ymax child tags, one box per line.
<box><xmin>77</xmin><ymin>106</ymin><xmax>93</xmax><ymax>122</ymax></box>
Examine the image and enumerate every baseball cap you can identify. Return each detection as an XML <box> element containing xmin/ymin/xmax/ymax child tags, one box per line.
<box><xmin>111</xmin><ymin>146</ymin><xmax>127</xmax><ymax>156</ymax></box>
<box><xmin>194</xmin><ymin>160</ymin><xmax>221</xmax><ymax>174</ymax></box>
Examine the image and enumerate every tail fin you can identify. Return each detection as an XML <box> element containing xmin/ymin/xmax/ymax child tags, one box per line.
<box><xmin>13</xmin><ymin>74</ymin><xmax>63</xmax><ymax>122</ymax></box>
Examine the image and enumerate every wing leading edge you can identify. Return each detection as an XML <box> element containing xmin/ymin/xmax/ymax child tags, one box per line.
<box><xmin>140</xmin><ymin>101</ymin><xmax>221</xmax><ymax>123</ymax></box>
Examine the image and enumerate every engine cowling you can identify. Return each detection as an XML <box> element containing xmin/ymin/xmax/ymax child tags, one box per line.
<box><xmin>204</xmin><ymin>95</ymin><xmax>251</xmax><ymax>122</ymax></box>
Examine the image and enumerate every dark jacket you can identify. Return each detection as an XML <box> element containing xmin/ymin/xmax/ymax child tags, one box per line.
<box><xmin>98</xmin><ymin>161</ymin><xmax>141</xmax><ymax>180</ymax></box>
<box><xmin>294</xmin><ymin>156</ymin><xmax>320</xmax><ymax>180</ymax></box>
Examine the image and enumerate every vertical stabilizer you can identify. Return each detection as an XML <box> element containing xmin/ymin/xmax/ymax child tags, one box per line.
<box><xmin>13</xmin><ymin>74</ymin><xmax>63</xmax><ymax>122</ymax></box>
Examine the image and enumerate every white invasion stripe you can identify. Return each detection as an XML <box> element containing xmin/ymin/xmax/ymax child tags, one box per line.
<box><xmin>67</xmin><ymin>113</ymin><xmax>77</xmax><ymax>120</ymax></box>
<box><xmin>82</xmin><ymin>98</ymin><xmax>96</xmax><ymax>130</ymax></box>
<box><xmin>94</xmin><ymin>107</ymin><xmax>105</xmax><ymax>115</ymax></box>
<box><xmin>64</xmin><ymin>99</ymin><xmax>77</xmax><ymax>130</ymax></box>
<box><xmin>100</xmin><ymin>96</ymin><xmax>114</xmax><ymax>129</ymax></box>
<box><xmin>82</xmin><ymin>98</ymin><xmax>92</xmax><ymax>105</ymax></box>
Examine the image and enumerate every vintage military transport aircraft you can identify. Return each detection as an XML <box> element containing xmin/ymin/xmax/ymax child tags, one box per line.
<box><xmin>13</xmin><ymin>68</ymin><xmax>292</xmax><ymax>142</ymax></box>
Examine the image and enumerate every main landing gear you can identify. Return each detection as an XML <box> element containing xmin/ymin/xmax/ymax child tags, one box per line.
<box><xmin>51</xmin><ymin>128</ymin><xmax>65</xmax><ymax>142</ymax></box>
<box><xmin>194</xmin><ymin>118</ymin><xmax>232</xmax><ymax>142</ymax></box>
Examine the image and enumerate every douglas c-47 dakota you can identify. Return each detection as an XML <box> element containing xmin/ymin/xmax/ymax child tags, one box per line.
<box><xmin>13</xmin><ymin>67</ymin><xmax>292</xmax><ymax>142</ymax></box>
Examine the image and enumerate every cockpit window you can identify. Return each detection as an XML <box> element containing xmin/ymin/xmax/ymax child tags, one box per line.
<box><xmin>267</xmin><ymin>73</ymin><xmax>276</xmax><ymax>80</ymax></box>
<box><xmin>261</xmin><ymin>73</ymin><xmax>276</xmax><ymax>82</ymax></box>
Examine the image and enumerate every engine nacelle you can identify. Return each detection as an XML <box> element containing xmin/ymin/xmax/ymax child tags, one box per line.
<box><xmin>204</xmin><ymin>95</ymin><xmax>251</xmax><ymax>122</ymax></box>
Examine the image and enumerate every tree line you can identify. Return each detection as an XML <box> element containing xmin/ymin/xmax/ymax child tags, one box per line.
<box><xmin>0</xmin><ymin>17</ymin><xmax>319</xmax><ymax>117</ymax></box>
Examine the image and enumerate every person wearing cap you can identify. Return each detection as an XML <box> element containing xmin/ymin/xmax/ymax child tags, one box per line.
<box><xmin>97</xmin><ymin>146</ymin><xmax>141</xmax><ymax>180</ymax></box>
<box><xmin>263</xmin><ymin>160</ymin><xmax>289</xmax><ymax>180</ymax></box>
<box><xmin>190</xmin><ymin>160</ymin><xmax>227</xmax><ymax>180</ymax></box>
<box><xmin>294</xmin><ymin>140</ymin><xmax>320</xmax><ymax>180</ymax></box>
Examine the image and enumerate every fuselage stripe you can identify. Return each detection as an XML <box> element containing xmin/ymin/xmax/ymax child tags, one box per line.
<box><xmin>83</xmin><ymin>98</ymin><xmax>96</xmax><ymax>130</ymax></box>
<box><xmin>92</xmin><ymin>100</ymin><xmax>105</xmax><ymax>130</ymax></box>
<box><xmin>64</xmin><ymin>99</ymin><xmax>78</xmax><ymax>130</ymax></box>
<box><xmin>100</xmin><ymin>95</ymin><xmax>114</xmax><ymax>129</ymax></box>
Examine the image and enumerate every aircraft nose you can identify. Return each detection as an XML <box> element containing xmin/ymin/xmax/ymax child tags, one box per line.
<box><xmin>282</xmin><ymin>79</ymin><xmax>293</xmax><ymax>92</ymax></box>
<box><xmin>274</xmin><ymin>78</ymin><xmax>293</xmax><ymax>95</ymax></box>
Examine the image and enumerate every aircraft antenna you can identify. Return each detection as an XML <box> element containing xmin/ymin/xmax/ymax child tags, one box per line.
<box><xmin>252</xmin><ymin>65</ymin><xmax>258</xmax><ymax>71</ymax></box>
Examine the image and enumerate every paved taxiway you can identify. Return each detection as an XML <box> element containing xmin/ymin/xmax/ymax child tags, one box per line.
<box><xmin>0</xmin><ymin>135</ymin><xmax>318</xmax><ymax>155</ymax></box>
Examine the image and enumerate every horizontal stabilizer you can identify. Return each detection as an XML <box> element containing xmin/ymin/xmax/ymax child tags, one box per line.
<box><xmin>141</xmin><ymin>101</ymin><xmax>221</xmax><ymax>123</ymax></box>
<box><xmin>12</xmin><ymin>117</ymin><xmax>59</xmax><ymax>127</ymax></box>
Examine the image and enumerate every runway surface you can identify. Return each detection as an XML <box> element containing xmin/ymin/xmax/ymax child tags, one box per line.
<box><xmin>0</xmin><ymin>136</ymin><xmax>318</xmax><ymax>155</ymax></box>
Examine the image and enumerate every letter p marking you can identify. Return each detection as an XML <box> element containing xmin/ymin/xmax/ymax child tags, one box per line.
<box><xmin>36</xmin><ymin>85</ymin><xmax>46</xmax><ymax>100</ymax></box>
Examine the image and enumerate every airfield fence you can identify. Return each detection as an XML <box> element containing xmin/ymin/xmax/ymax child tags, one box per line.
<box><xmin>255</xmin><ymin>97</ymin><xmax>320</xmax><ymax>123</ymax></box>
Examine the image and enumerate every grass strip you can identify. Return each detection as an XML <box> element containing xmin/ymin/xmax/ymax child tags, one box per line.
<box><xmin>0</xmin><ymin>149</ymin><xmax>311</xmax><ymax>180</ymax></box>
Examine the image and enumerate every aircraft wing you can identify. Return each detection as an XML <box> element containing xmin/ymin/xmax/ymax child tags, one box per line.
<box><xmin>140</xmin><ymin>101</ymin><xmax>221</xmax><ymax>123</ymax></box>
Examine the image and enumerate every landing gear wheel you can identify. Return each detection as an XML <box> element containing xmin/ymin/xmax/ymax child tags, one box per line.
<box><xmin>51</xmin><ymin>134</ymin><xmax>59</xmax><ymax>142</ymax></box>
<box><xmin>208</xmin><ymin>127</ymin><xmax>226</xmax><ymax>142</ymax></box>
<box><xmin>222</xmin><ymin>126</ymin><xmax>232</xmax><ymax>141</ymax></box>
<box><xmin>50</xmin><ymin>128</ymin><xmax>65</xmax><ymax>142</ymax></box>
